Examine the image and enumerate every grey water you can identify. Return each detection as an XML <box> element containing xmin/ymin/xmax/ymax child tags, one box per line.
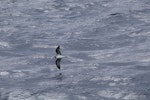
<box><xmin>0</xmin><ymin>0</ymin><xmax>150</xmax><ymax>100</ymax></box>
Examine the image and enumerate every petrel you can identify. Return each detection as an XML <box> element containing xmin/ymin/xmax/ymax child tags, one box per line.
<box><xmin>55</xmin><ymin>46</ymin><xmax>65</xmax><ymax>70</ymax></box>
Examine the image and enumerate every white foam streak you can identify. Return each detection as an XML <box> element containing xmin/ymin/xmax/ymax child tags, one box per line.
<box><xmin>0</xmin><ymin>71</ymin><xmax>10</xmax><ymax>76</ymax></box>
<box><xmin>0</xmin><ymin>41</ymin><xmax>10</xmax><ymax>48</ymax></box>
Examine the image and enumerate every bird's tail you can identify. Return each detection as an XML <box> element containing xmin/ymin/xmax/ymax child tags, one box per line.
<box><xmin>66</xmin><ymin>56</ymin><xmax>83</xmax><ymax>62</ymax></box>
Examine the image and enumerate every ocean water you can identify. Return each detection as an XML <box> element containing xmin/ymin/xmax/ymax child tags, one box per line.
<box><xmin>0</xmin><ymin>0</ymin><xmax>150</xmax><ymax>100</ymax></box>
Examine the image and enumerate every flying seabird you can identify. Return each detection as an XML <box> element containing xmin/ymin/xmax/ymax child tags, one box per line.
<box><xmin>55</xmin><ymin>45</ymin><xmax>65</xmax><ymax>70</ymax></box>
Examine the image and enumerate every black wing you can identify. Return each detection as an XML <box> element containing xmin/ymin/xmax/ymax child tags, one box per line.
<box><xmin>56</xmin><ymin>46</ymin><xmax>61</xmax><ymax>55</ymax></box>
<box><xmin>55</xmin><ymin>58</ymin><xmax>61</xmax><ymax>70</ymax></box>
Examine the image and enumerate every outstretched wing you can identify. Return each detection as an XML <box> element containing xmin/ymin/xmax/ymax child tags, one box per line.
<box><xmin>56</xmin><ymin>46</ymin><xmax>61</xmax><ymax>55</ymax></box>
<box><xmin>55</xmin><ymin>58</ymin><xmax>61</xmax><ymax>70</ymax></box>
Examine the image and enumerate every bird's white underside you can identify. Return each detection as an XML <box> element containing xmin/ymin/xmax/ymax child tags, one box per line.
<box><xmin>56</xmin><ymin>55</ymin><xmax>66</xmax><ymax>59</ymax></box>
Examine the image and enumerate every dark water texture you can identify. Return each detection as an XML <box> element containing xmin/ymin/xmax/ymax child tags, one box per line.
<box><xmin>0</xmin><ymin>0</ymin><xmax>150</xmax><ymax>100</ymax></box>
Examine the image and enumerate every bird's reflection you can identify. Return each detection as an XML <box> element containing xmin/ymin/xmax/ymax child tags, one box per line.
<box><xmin>56</xmin><ymin>72</ymin><xmax>63</xmax><ymax>80</ymax></box>
<box><xmin>51</xmin><ymin>72</ymin><xmax>63</xmax><ymax>81</ymax></box>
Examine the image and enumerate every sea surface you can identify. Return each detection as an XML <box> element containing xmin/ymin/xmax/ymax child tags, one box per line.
<box><xmin>0</xmin><ymin>0</ymin><xmax>150</xmax><ymax>100</ymax></box>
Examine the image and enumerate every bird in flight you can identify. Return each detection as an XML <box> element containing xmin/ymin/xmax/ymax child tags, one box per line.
<box><xmin>55</xmin><ymin>45</ymin><xmax>65</xmax><ymax>70</ymax></box>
